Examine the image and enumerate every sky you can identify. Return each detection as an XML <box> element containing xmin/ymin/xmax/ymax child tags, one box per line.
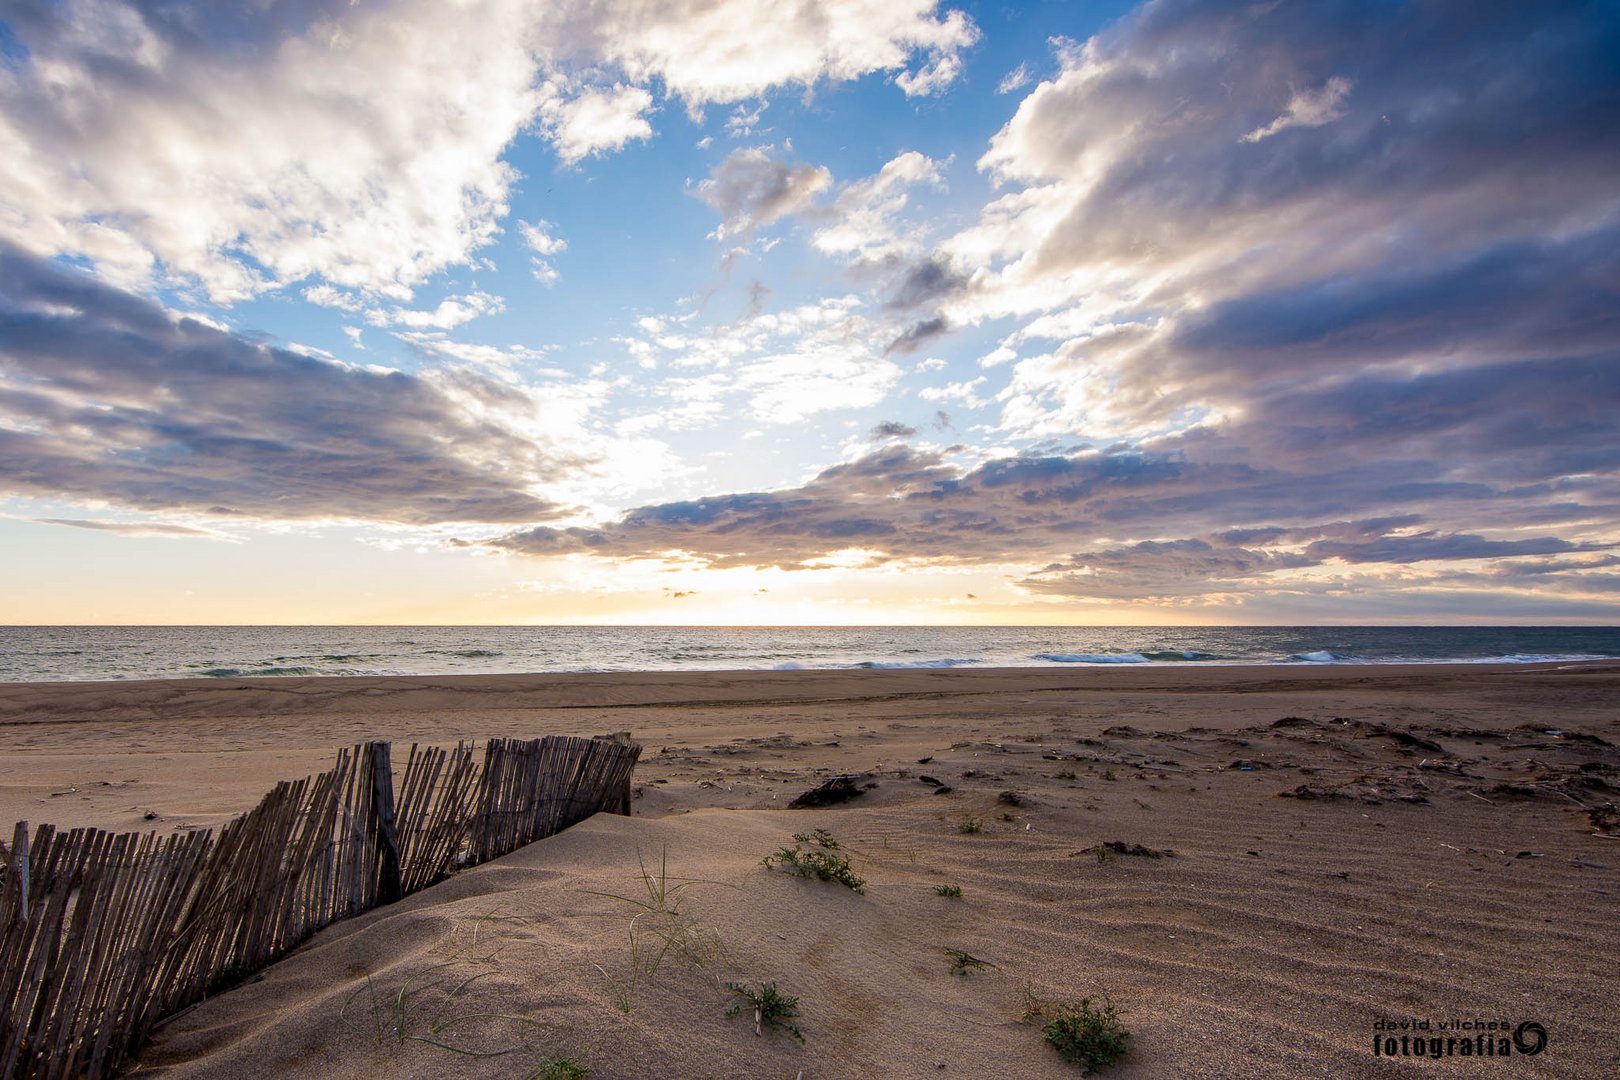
<box><xmin>1</xmin><ymin>0</ymin><xmax>1617</xmax><ymax>626</ymax></box>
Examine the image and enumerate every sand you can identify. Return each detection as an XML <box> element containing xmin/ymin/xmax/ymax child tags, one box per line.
<box><xmin>1</xmin><ymin>664</ymin><xmax>1616</xmax><ymax>1078</ymax></box>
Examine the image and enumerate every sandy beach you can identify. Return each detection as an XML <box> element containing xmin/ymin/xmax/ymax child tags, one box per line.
<box><xmin>1</xmin><ymin>664</ymin><xmax>1616</xmax><ymax>1078</ymax></box>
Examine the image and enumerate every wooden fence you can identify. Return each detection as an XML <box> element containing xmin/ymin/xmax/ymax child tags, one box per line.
<box><xmin>0</xmin><ymin>733</ymin><xmax>640</xmax><ymax>1080</ymax></box>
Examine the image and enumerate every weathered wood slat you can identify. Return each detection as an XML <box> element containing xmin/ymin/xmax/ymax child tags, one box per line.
<box><xmin>1</xmin><ymin>733</ymin><xmax>640</xmax><ymax>1079</ymax></box>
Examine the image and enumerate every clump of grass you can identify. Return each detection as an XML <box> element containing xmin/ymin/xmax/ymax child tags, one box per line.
<box><xmin>339</xmin><ymin>964</ymin><xmax>543</xmax><ymax>1058</ymax></box>
<box><xmin>957</xmin><ymin>816</ymin><xmax>983</xmax><ymax>834</ymax></box>
<box><xmin>528</xmin><ymin>1060</ymin><xmax>590</xmax><ymax>1080</ymax></box>
<box><xmin>1102</xmin><ymin>769</ymin><xmax>1119</xmax><ymax>782</ymax></box>
<box><xmin>934</xmin><ymin>884</ymin><xmax>963</xmax><ymax>898</ymax></box>
<box><xmin>762</xmin><ymin>829</ymin><xmax>865</xmax><ymax>892</ymax></box>
<box><xmin>945</xmin><ymin>948</ymin><xmax>995</xmax><ymax>975</ymax></box>
<box><xmin>1023</xmin><ymin>992</ymin><xmax>1131</xmax><ymax>1075</ymax></box>
<box><xmin>725</xmin><ymin>981</ymin><xmax>804</xmax><ymax>1041</ymax></box>
<box><xmin>1054</xmin><ymin>770</ymin><xmax>1079</xmax><ymax>781</ymax></box>
<box><xmin>585</xmin><ymin>846</ymin><xmax>725</xmax><ymax>1013</ymax></box>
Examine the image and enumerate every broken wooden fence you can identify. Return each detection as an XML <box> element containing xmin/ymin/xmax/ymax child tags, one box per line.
<box><xmin>0</xmin><ymin>733</ymin><xmax>640</xmax><ymax>1080</ymax></box>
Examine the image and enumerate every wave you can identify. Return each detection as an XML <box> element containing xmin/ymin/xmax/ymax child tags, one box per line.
<box><xmin>198</xmin><ymin>666</ymin><xmax>325</xmax><ymax>677</ymax></box>
<box><xmin>1142</xmin><ymin>649</ymin><xmax>1223</xmax><ymax>662</ymax></box>
<box><xmin>854</xmin><ymin>658</ymin><xmax>983</xmax><ymax>669</ymax></box>
<box><xmin>1290</xmin><ymin>650</ymin><xmax>1341</xmax><ymax>663</ymax></box>
<box><xmin>1035</xmin><ymin>652</ymin><xmax>1152</xmax><ymax>664</ymax></box>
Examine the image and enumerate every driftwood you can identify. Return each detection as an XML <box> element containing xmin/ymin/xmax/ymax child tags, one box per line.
<box><xmin>0</xmin><ymin>734</ymin><xmax>640</xmax><ymax>1080</ymax></box>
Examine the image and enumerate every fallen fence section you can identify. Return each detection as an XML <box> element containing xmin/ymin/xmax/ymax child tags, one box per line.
<box><xmin>0</xmin><ymin>733</ymin><xmax>640</xmax><ymax>1080</ymax></box>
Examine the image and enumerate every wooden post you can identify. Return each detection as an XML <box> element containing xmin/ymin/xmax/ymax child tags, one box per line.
<box><xmin>598</xmin><ymin>732</ymin><xmax>635</xmax><ymax>815</ymax></box>
<box><xmin>11</xmin><ymin>821</ymin><xmax>28</xmax><ymax>924</ymax></box>
<box><xmin>368</xmin><ymin>744</ymin><xmax>403</xmax><ymax>906</ymax></box>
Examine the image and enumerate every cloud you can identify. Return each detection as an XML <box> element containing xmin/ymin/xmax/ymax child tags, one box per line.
<box><xmin>367</xmin><ymin>291</ymin><xmax>505</xmax><ymax>330</ymax></box>
<box><xmin>1241</xmin><ymin>76</ymin><xmax>1353</xmax><ymax>143</ymax></box>
<box><xmin>996</xmin><ymin>63</ymin><xmax>1031</xmax><ymax>95</ymax></box>
<box><xmin>618</xmin><ymin>297</ymin><xmax>903</xmax><ymax>427</ymax></box>
<box><xmin>936</xmin><ymin>0</ymin><xmax>1620</xmax><ymax>444</ymax></box>
<box><xmin>869</xmin><ymin>421</ymin><xmax>918</xmax><ymax>440</ymax></box>
<box><xmin>0</xmin><ymin>0</ymin><xmax>974</xmax><ymax>301</ymax></box>
<box><xmin>536</xmin><ymin>80</ymin><xmax>656</xmax><ymax>165</ymax></box>
<box><xmin>0</xmin><ymin>244</ymin><xmax>582</xmax><ymax>525</ymax></box>
<box><xmin>544</xmin><ymin>0</ymin><xmax>978</xmax><ymax>110</ymax></box>
<box><xmin>0</xmin><ymin>0</ymin><xmax>540</xmax><ymax>302</ymax></box>
<box><xmin>812</xmin><ymin>151</ymin><xmax>945</xmax><ymax>263</ymax></box>
<box><xmin>32</xmin><ymin>518</ymin><xmax>234</xmax><ymax>540</ymax></box>
<box><xmin>693</xmin><ymin>147</ymin><xmax>833</xmax><ymax>240</ymax></box>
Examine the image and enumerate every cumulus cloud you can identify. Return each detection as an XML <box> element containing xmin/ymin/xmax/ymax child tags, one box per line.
<box><xmin>538</xmin><ymin>0</ymin><xmax>977</xmax><ymax>110</ymax></box>
<box><xmin>536</xmin><ymin>80</ymin><xmax>656</xmax><ymax>165</ymax></box>
<box><xmin>0</xmin><ymin>0</ymin><xmax>974</xmax><ymax>301</ymax></box>
<box><xmin>694</xmin><ymin>147</ymin><xmax>833</xmax><ymax>240</ymax></box>
<box><xmin>0</xmin><ymin>245</ymin><xmax>581</xmax><ymax>525</ymax></box>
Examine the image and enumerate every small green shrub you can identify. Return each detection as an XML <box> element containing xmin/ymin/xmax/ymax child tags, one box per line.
<box><xmin>725</xmin><ymin>981</ymin><xmax>804</xmax><ymax>1041</ymax></box>
<box><xmin>529</xmin><ymin>1060</ymin><xmax>590</xmax><ymax>1080</ymax></box>
<box><xmin>1024</xmin><ymin>994</ymin><xmax>1131</xmax><ymax>1075</ymax></box>
<box><xmin>935</xmin><ymin>884</ymin><xmax>963</xmax><ymax>898</ymax></box>
<box><xmin>957</xmin><ymin>816</ymin><xmax>982</xmax><ymax>834</ymax></box>
<box><xmin>762</xmin><ymin>829</ymin><xmax>865</xmax><ymax>892</ymax></box>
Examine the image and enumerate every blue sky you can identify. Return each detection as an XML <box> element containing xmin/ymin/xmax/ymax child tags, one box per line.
<box><xmin>1</xmin><ymin>0</ymin><xmax>1617</xmax><ymax>624</ymax></box>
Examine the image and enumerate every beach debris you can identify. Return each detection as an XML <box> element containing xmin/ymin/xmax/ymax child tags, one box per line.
<box><xmin>944</xmin><ymin>947</ymin><xmax>996</xmax><ymax>975</ymax></box>
<box><xmin>998</xmin><ymin>790</ymin><xmax>1027</xmax><ymax>807</ymax></box>
<box><xmin>932</xmin><ymin>785</ymin><xmax>954</xmax><ymax>795</ymax></box>
<box><xmin>787</xmin><ymin>774</ymin><xmax>864</xmax><ymax>808</ymax></box>
<box><xmin>917</xmin><ymin>774</ymin><xmax>944</xmax><ymax>787</ymax></box>
<box><xmin>917</xmin><ymin>756</ymin><xmax>934</xmax><ymax>764</ymax></box>
<box><xmin>1074</xmin><ymin>841</ymin><xmax>1175</xmax><ymax>859</ymax></box>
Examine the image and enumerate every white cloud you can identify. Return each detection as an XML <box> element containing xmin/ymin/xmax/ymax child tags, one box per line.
<box><xmin>518</xmin><ymin>220</ymin><xmax>568</xmax><ymax>256</ymax></box>
<box><xmin>367</xmin><ymin>291</ymin><xmax>505</xmax><ymax>330</ymax></box>
<box><xmin>304</xmin><ymin>284</ymin><xmax>364</xmax><ymax>312</ymax></box>
<box><xmin>996</xmin><ymin>63</ymin><xmax>1031</xmax><ymax>95</ymax></box>
<box><xmin>726</xmin><ymin>101</ymin><xmax>768</xmax><ymax>136</ymax></box>
<box><xmin>812</xmin><ymin>150</ymin><xmax>944</xmax><ymax>262</ymax></box>
<box><xmin>918</xmin><ymin>375</ymin><xmax>988</xmax><ymax>408</ymax></box>
<box><xmin>542</xmin><ymin>0</ymin><xmax>979</xmax><ymax>111</ymax></box>
<box><xmin>620</xmin><ymin>296</ymin><xmax>902</xmax><ymax>425</ymax></box>
<box><xmin>518</xmin><ymin>219</ymin><xmax>567</xmax><ymax>284</ymax></box>
<box><xmin>536</xmin><ymin>80</ymin><xmax>656</xmax><ymax>165</ymax></box>
<box><xmin>1242</xmin><ymin>77</ymin><xmax>1353</xmax><ymax>143</ymax></box>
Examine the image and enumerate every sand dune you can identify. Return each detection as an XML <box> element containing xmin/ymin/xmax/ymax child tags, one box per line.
<box><xmin>2</xmin><ymin>665</ymin><xmax>1616</xmax><ymax>1077</ymax></box>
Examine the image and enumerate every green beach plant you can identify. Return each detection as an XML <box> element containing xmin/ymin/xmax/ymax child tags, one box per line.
<box><xmin>762</xmin><ymin>829</ymin><xmax>866</xmax><ymax>892</ymax></box>
<box><xmin>1023</xmin><ymin>991</ymin><xmax>1132</xmax><ymax>1075</ymax></box>
<box><xmin>934</xmin><ymin>884</ymin><xmax>963</xmax><ymax>898</ymax></box>
<box><xmin>725</xmin><ymin>981</ymin><xmax>804</xmax><ymax>1041</ymax></box>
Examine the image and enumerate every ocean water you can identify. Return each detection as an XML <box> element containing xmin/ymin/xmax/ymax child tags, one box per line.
<box><xmin>0</xmin><ymin>625</ymin><xmax>1617</xmax><ymax>683</ymax></box>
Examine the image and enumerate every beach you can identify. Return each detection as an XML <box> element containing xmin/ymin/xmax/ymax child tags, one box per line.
<box><xmin>2</xmin><ymin>664</ymin><xmax>1616</xmax><ymax>1077</ymax></box>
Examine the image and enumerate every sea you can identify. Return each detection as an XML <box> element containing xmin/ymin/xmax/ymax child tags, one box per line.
<box><xmin>0</xmin><ymin>625</ymin><xmax>1617</xmax><ymax>683</ymax></box>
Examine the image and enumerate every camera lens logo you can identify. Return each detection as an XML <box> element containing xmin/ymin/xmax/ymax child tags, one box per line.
<box><xmin>1512</xmin><ymin>1021</ymin><xmax>1547</xmax><ymax>1056</ymax></box>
